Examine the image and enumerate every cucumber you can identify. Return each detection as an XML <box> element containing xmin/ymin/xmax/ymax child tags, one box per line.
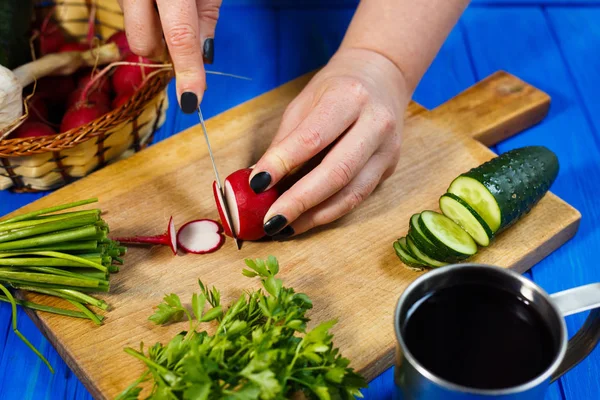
<box><xmin>406</xmin><ymin>236</ymin><xmax>448</xmax><ymax>268</ymax></box>
<box><xmin>440</xmin><ymin>193</ymin><xmax>492</xmax><ymax>247</ymax></box>
<box><xmin>448</xmin><ymin>146</ymin><xmax>559</xmax><ymax>233</ymax></box>
<box><xmin>394</xmin><ymin>238</ymin><xmax>426</xmax><ymax>270</ymax></box>
<box><xmin>419</xmin><ymin>210</ymin><xmax>478</xmax><ymax>257</ymax></box>
<box><xmin>409</xmin><ymin>213</ymin><xmax>466</xmax><ymax>263</ymax></box>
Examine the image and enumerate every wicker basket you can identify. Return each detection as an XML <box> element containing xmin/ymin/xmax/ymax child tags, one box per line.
<box><xmin>0</xmin><ymin>0</ymin><xmax>172</xmax><ymax>192</ymax></box>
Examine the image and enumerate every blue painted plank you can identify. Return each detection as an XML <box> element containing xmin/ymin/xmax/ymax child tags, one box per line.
<box><xmin>545</xmin><ymin>8</ymin><xmax>600</xmax><ymax>148</ymax></box>
<box><xmin>461</xmin><ymin>6</ymin><xmax>600</xmax><ymax>400</ymax></box>
<box><xmin>184</xmin><ymin>0</ymin><xmax>600</xmax><ymax>7</ymax></box>
<box><xmin>278</xmin><ymin>8</ymin><xmax>355</xmax><ymax>83</ymax></box>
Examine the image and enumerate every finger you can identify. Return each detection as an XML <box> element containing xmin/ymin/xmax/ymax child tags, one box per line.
<box><xmin>249</xmin><ymin>84</ymin><xmax>363</xmax><ymax>194</ymax></box>
<box><xmin>156</xmin><ymin>0</ymin><xmax>206</xmax><ymax>113</ymax></box>
<box><xmin>274</xmin><ymin>152</ymin><xmax>391</xmax><ymax>239</ymax></box>
<box><xmin>196</xmin><ymin>0</ymin><xmax>222</xmax><ymax>64</ymax></box>
<box><xmin>121</xmin><ymin>0</ymin><xmax>165</xmax><ymax>58</ymax></box>
<box><xmin>262</xmin><ymin>112</ymin><xmax>389</xmax><ymax>236</ymax></box>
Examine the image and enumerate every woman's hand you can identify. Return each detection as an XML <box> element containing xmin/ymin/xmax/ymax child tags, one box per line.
<box><xmin>249</xmin><ymin>48</ymin><xmax>410</xmax><ymax>240</ymax></box>
<box><xmin>117</xmin><ymin>0</ymin><xmax>221</xmax><ymax>113</ymax></box>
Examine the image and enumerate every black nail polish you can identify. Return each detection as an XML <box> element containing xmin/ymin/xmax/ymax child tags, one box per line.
<box><xmin>264</xmin><ymin>215</ymin><xmax>287</xmax><ymax>236</ymax></box>
<box><xmin>272</xmin><ymin>225</ymin><xmax>294</xmax><ymax>241</ymax></box>
<box><xmin>250</xmin><ymin>171</ymin><xmax>271</xmax><ymax>194</ymax></box>
<box><xmin>203</xmin><ymin>38</ymin><xmax>214</xmax><ymax>64</ymax></box>
<box><xmin>180</xmin><ymin>92</ymin><xmax>198</xmax><ymax>114</ymax></box>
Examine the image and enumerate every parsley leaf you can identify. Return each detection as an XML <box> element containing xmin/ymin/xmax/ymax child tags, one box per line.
<box><xmin>122</xmin><ymin>256</ymin><xmax>368</xmax><ymax>399</ymax></box>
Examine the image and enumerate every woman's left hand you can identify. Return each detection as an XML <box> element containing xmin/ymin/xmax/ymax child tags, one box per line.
<box><xmin>248</xmin><ymin>47</ymin><xmax>411</xmax><ymax>240</ymax></box>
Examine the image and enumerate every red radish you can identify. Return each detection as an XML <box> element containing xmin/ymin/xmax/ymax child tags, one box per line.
<box><xmin>77</xmin><ymin>72</ymin><xmax>111</xmax><ymax>95</ymax></box>
<box><xmin>66</xmin><ymin>88</ymin><xmax>110</xmax><ymax>110</ymax></box>
<box><xmin>36</xmin><ymin>75</ymin><xmax>76</xmax><ymax>105</ymax></box>
<box><xmin>213</xmin><ymin>168</ymin><xmax>280</xmax><ymax>241</ymax></box>
<box><xmin>111</xmin><ymin>90</ymin><xmax>135</xmax><ymax>109</ymax></box>
<box><xmin>60</xmin><ymin>101</ymin><xmax>110</xmax><ymax>132</ymax></box>
<box><xmin>111</xmin><ymin>54</ymin><xmax>154</xmax><ymax>94</ymax></box>
<box><xmin>112</xmin><ymin>216</ymin><xmax>178</xmax><ymax>255</ymax></box>
<box><xmin>177</xmin><ymin>219</ymin><xmax>224</xmax><ymax>254</ymax></box>
<box><xmin>107</xmin><ymin>30</ymin><xmax>131</xmax><ymax>56</ymax></box>
<box><xmin>58</xmin><ymin>42</ymin><xmax>89</xmax><ymax>52</ymax></box>
<box><xmin>12</xmin><ymin>121</ymin><xmax>56</xmax><ymax>139</ymax></box>
<box><xmin>38</xmin><ymin>20</ymin><xmax>65</xmax><ymax>55</ymax></box>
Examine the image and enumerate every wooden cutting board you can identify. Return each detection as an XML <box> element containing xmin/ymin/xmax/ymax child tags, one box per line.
<box><xmin>8</xmin><ymin>71</ymin><xmax>580</xmax><ymax>399</ymax></box>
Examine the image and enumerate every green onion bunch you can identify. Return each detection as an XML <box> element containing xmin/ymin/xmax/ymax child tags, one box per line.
<box><xmin>0</xmin><ymin>198</ymin><xmax>126</xmax><ymax>372</ymax></box>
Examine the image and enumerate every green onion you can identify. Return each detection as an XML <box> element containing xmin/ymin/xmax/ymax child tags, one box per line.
<box><xmin>0</xmin><ymin>295</ymin><xmax>101</xmax><ymax>320</ymax></box>
<box><xmin>5</xmin><ymin>241</ymin><xmax>100</xmax><ymax>253</ymax></box>
<box><xmin>0</xmin><ymin>210</ymin><xmax>101</xmax><ymax>233</ymax></box>
<box><xmin>14</xmin><ymin>286</ymin><xmax>108</xmax><ymax>311</ymax></box>
<box><xmin>0</xmin><ymin>283</ymin><xmax>53</xmax><ymax>372</ymax></box>
<box><xmin>0</xmin><ymin>225</ymin><xmax>100</xmax><ymax>251</ymax></box>
<box><xmin>0</xmin><ymin>251</ymin><xmax>107</xmax><ymax>272</ymax></box>
<box><xmin>62</xmin><ymin>269</ymin><xmax>109</xmax><ymax>280</ymax></box>
<box><xmin>17</xmin><ymin>267</ymin><xmax>106</xmax><ymax>283</ymax></box>
<box><xmin>67</xmin><ymin>300</ymin><xmax>103</xmax><ymax>326</ymax></box>
<box><xmin>0</xmin><ymin>257</ymin><xmax>101</xmax><ymax>267</ymax></box>
<box><xmin>8</xmin><ymin>280</ymin><xmax>110</xmax><ymax>293</ymax></box>
<box><xmin>0</xmin><ymin>271</ymin><xmax>105</xmax><ymax>288</ymax></box>
<box><xmin>0</xmin><ymin>198</ymin><xmax>98</xmax><ymax>225</ymax></box>
<box><xmin>0</xmin><ymin>214</ymin><xmax>100</xmax><ymax>244</ymax></box>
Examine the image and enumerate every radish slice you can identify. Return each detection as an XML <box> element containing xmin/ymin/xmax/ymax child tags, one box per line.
<box><xmin>213</xmin><ymin>182</ymin><xmax>234</xmax><ymax>237</ymax></box>
<box><xmin>177</xmin><ymin>219</ymin><xmax>224</xmax><ymax>254</ymax></box>
<box><xmin>224</xmin><ymin>180</ymin><xmax>240</xmax><ymax>236</ymax></box>
<box><xmin>167</xmin><ymin>217</ymin><xmax>177</xmax><ymax>254</ymax></box>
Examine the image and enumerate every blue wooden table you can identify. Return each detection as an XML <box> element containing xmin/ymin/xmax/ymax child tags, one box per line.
<box><xmin>1</xmin><ymin>1</ymin><xmax>599</xmax><ymax>399</ymax></box>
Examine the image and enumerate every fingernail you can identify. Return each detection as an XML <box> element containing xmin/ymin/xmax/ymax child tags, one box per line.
<box><xmin>180</xmin><ymin>92</ymin><xmax>198</xmax><ymax>114</ymax></box>
<box><xmin>272</xmin><ymin>225</ymin><xmax>294</xmax><ymax>241</ymax></box>
<box><xmin>203</xmin><ymin>38</ymin><xmax>214</xmax><ymax>64</ymax></box>
<box><xmin>264</xmin><ymin>215</ymin><xmax>287</xmax><ymax>236</ymax></box>
<box><xmin>250</xmin><ymin>171</ymin><xmax>271</xmax><ymax>194</ymax></box>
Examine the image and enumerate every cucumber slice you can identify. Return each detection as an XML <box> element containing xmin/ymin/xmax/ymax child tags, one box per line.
<box><xmin>447</xmin><ymin>176</ymin><xmax>501</xmax><ymax>233</ymax></box>
<box><xmin>440</xmin><ymin>193</ymin><xmax>492</xmax><ymax>247</ymax></box>
<box><xmin>406</xmin><ymin>236</ymin><xmax>448</xmax><ymax>268</ymax></box>
<box><xmin>397</xmin><ymin>236</ymin><xmax>412</xmax><ymax>254</ymax></box>
<box><xmin>409</xmin><ymin>213</ymin><xmax>465</xmax><ymax>263</ymax></box>
<box><xmin>419</xmin><ymin>211</ymin><xmax>478</xmax><ymax>257</ymax></box>
<box><xmin>449</xmin><ymin>146</ymin><xmax>559</xmax><ymax>233</ymax></box>
<box><xmin>394</xmin><ymin>238</ymin><xmax>426</xmax><ymax>270</ymax></box>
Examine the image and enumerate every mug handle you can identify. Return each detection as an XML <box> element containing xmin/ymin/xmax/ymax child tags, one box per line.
<box><xmin>549</xmin><ymin>283</ymin><xmax>600</xmax><ymax>382</ymax></box>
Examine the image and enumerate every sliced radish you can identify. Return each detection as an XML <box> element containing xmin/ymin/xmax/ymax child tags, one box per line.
<box><xmin>213</xmin><ymin>168</ymin><xmax>279</xmax><ymax>241</ymax></box>
<box><xmin>213</xmin><ymin>181</ymin><xmax>233</xmax><ymax>237</ymax></box>
<box><xmin>177</xmin><ymin>219</ymin><xmax>224</xmax><ymax>254</ymax></box>
<box><xmin>112</xmin><ymin>216</ymin><xmax>177</xmax><ymax>255</ymax></box>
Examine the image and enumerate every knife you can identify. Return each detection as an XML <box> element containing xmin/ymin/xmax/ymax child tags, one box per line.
<box><xmin>197</xmin><ymin>107</ymin><xmax>241</xmax><ymax>250</ymax></box>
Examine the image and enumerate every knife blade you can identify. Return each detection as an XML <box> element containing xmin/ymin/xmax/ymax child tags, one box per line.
<box><xmin>197</xmin><ymin>107</ymin><xmax>241</xmax><ymax>250</ymax></box>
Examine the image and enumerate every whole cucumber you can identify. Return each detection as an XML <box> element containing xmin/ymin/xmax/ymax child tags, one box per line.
<box><xmin>454</xmin><ymin>145</ymin><xmax>559</xmax><ymax>232</ymax></box>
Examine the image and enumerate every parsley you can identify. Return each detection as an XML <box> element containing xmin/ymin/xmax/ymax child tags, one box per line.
<box><xmin>118</xmin><ymin>256</ymin><xmax>367</xmax><ymax>399</ymax></box>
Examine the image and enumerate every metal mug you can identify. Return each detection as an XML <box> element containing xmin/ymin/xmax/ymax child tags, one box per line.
<box><xmin>393</xmin><ymin>263</ymin><xmax>600</xmax><ymax>400</ymax></box>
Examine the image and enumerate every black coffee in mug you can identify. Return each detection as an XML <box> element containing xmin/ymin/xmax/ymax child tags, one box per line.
<box><xmin>402</xmin><ymin>283</ymin><xmax>556</xmax><ymax>390</ymax></box>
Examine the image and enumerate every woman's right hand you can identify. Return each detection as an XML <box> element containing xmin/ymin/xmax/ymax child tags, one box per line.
<box><xmin>117</xmin><ymin>0</ymin><xmax>222</xmax><ymax>113</ymax></box>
